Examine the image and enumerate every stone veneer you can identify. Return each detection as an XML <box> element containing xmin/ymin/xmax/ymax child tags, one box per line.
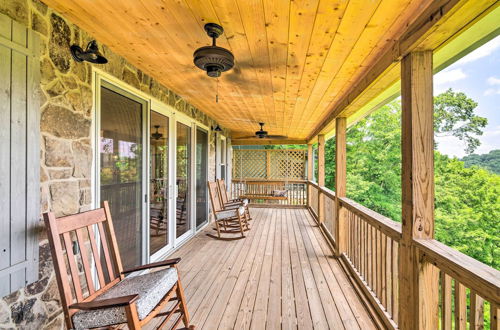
<box><xmin>0</xmin><ymin>0</ymin><xmax>227</xmax><ymax>328</ymax></box>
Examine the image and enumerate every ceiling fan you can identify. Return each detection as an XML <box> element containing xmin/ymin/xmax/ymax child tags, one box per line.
<box><xmin>234</xmin><ymin>123</ymin><xmax>288</xmax><ymax>140</ymax></box>
<box><xmin>151</xmin><ymin>125</ymin><xmax>164</xmax><ymax>140</ymax></box>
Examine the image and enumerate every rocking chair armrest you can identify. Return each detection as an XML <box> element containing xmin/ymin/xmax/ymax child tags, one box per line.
<box><xmin>69</xmin><ymin>294</ymin><xmax>139</xmax><ymax>310</ymax></box>
<box><xmin>121</xmin><ymin>258</ymin><xmax>181</xmax><ymax>274</ymax></box>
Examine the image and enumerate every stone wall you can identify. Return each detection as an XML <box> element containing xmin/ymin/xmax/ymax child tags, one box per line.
<box><xmin>0</xmin><ymin>0</ymin><xmax>226</xmax><ymax>328</ymax></box>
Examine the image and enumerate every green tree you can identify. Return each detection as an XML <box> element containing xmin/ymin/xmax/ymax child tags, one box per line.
<box><xmin>322</xmin><ymin>90</ymin><xmax>499</xmax><ymax>269</ymax></box>
<box><xmin>434</xmin><ymin>89</ymin><xmax>487</xmax><ymax>154</ymax></box>
<box><xmin>461</xmin><ymin>149</ymin><xmax>500</xmax><ymax>174</ymax></box>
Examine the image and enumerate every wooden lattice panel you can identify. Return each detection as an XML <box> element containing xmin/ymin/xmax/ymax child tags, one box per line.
<box><xmin>233</xmin><ymin>149</ymin><xmax>306</xmax><ymax>180</ymax></box>
<box><xmin>233</xmin><ymin>150</ymin><xmax>267</xmax><ymax>179</ymax></box>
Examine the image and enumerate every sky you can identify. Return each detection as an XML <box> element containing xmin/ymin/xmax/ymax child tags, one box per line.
<box><xmin>433</xmin><ymin>35</ymin><xmax>500</xmax><ymax>158</ymax></box>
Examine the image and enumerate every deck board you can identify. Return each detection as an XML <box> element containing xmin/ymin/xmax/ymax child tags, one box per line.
<box><xmin>145</xmin><ymin>207</ymin><xmax>377</xmax><ymax>329</ymax></box>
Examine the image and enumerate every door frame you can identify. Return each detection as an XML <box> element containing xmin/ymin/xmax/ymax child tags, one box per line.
<box><xmin>173</xmin><ymin>112</ymin><xmax>196</xmax><ymax>246</ymax></box>
<box><xmin>195</xmin><ymin>123</ymin><xmax>210</xmax><ymax>231</ymax></box>
<box><xmin>149</xmin><ymin>100</ymin><xmax>175</xmax><ymax>261</ymax></box>
<box><xmin>92</xmin><ymin>71</ymin><xmax>150</xmax><ymax>266</ymax></box>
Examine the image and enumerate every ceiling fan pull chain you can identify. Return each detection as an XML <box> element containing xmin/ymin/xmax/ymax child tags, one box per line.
<box><xmin>216</xmin><ymin>78</ymin><xmax>219</xmax><ymax>103</ymax></box>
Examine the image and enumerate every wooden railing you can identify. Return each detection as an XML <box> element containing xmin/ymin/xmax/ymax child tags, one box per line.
<box><xmin>231</xmin><ymin>179</ymin><xmax>307</xmax><ymax>206</ymax></box>
<box><xmin>305</xmin><ymin>181</ymin><xmax>500</xmax><ymax>329</ymax></box>
<box><xmin>340</xmin><ymin>197</ymin><xmax>401</xmax><ymax>328</ymax></box>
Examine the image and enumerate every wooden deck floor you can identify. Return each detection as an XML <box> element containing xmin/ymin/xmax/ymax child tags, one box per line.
<box><xmin>146</xmin><ymin>207</ymin><xmax>377</xmax><ymax>330</ymax></box>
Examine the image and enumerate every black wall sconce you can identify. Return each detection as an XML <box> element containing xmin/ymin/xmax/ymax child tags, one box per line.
<box><xmin>70</xmin><ymin>40</ymin><xmax>108</xmax><ymax>64</ymax></box>
<box><xmin>211</xmin><ymin>124</ymin><xmax>222</xmax><ymax>132</ymax></box>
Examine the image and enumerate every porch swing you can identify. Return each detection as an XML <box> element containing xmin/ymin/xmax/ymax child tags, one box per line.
<box><xmin>237</xmin><ymin>150</ymin><xmax>289</xmax><ymax>202</ymax></box>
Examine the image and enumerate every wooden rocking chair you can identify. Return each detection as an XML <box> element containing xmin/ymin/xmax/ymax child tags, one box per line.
<box><xmin>207</xmin><ymin>181</ymin><xmax>248</xmax><ymax>240</ymax></box>
<box><xmin>43</xmin><ymin>201</ymin><xmax>193</xmax><ymax>330</ymax></box>
<box><xmin>216</xmin><ymin>179</ymin><xmax>252</xmax><ymax>221</ymax></box>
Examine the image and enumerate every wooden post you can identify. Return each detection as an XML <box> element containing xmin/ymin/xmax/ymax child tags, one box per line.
<box><xmin>317</xmin><ymin>134</ymin><xmax>325</xmax><ymax>223</ymax></box>
<box><xmin>334</xmin><ymin>117</ymin><xmax>347</xmax><ymax>257</ymax></box>
<box><xmin>307</xmin><ymin>144</ymin><xmax>313</xmax><ymax>208</ymax></box>
<box><xmin>399</xmin><ymin>51</ymin><xmax>439</xmax><ymax>330</ymax></box>
<box><xmin>266</xmin><ymin>150</ymin><xmax>271</xmax><ymax>179</ymax></box>
<box><xmin>307</xmin><ymin>144</ymin><xmax>313</xmax><ymax>180</ymax></box>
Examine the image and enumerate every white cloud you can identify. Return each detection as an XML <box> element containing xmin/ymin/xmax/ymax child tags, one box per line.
<box><xmin>434</xmin><ymin>68</ymin><xmax>467</xmax><ymax>86</ymax></box>
<box><xmin>455</xmin><ymin>36</ymin><xmax>500</xmax><ymax>65</ymax></box>
<box><xmin>483</xmin><ymin>88</ymin><xmax>500</xmax><ymax>96</ymax></box>
<box><xmin>487</xmin><ymin>76</ymin><xmax>500</xmax><ymax>85</ymax></box>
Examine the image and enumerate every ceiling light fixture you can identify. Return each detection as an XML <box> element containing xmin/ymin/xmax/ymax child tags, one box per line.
<box><xmin>193</xmin><ymin>23</ymin><xmax>234</xmax><ymax>78</ymax></box>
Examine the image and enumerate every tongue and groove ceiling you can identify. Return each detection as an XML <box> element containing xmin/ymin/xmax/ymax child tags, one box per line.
<box><xmin>41</xmin><ymin>0</ymin><xmax>493</xmax><ymax>141</ymax></box>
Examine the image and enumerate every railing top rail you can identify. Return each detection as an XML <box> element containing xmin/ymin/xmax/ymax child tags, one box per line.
<box><xmin>232</xmin><ymin>178</ymin><xmax>307</xmax><ymax>183</ymax></box>
<box><xmin>338</xmin><ymin>196</ymin><xmax>402</xmax><ymax>241</ymax></box>
<box><xmin>415</xmin><ymin>239</ymin><xmax>500</xmax><ymax>304</ymax></box>
<box><xmin>320</xmin><ymin>186</ymin><xmax>336</xmax><ymax>199</ymax></box>
<box><xmin>307</xmin><ymin>180</ymin><xmax>319</xmax><ymax>188</ymax></box>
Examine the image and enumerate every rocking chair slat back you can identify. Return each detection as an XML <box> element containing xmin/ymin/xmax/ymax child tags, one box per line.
<box><xmin>43</xmin><ymin>201</ymin><xmax>123</xmax><ymax>326</ymax></box>
<box><xmin>97</xmin><ymin>221</ymin><xmax>117</xmax><ymax>280</ymax></box>
<box><xmin>75</xmin><ymin>228</ymin><xmax>95</xmax><ymax>295</ymax></box>
<box><xmin>62</xmin><ymin>231</ymin><xmax>84</xmax><ymax>301</ymax></box>
<box><xmin>217</xmin><ymin>179</ymin><xmax>230</xmax><ymax>204</ymax></box>
<box><xmin>208</xmin><ymin>181</ymin><xmax>223</xmax><ymax>213</ymax></box>
<box><xmin>86</xmin><ymin>224</ymin><xmax>106</xmax><ymax>288</ymax></box>
<box><xmin>56</xmin><ymin>208</ymin><xmax>107</xmax><ymax>233</ymax></box>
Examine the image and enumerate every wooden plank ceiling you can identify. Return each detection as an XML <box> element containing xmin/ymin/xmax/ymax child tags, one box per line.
<box><xmin>42</xmin><ymin>0</ymin><xmax>486</xmax><ymax>141</ymax></box>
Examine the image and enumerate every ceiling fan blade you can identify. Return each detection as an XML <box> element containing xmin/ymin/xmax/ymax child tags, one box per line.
<box><xmin>233</xmin><ymin>135</ymin><xmax>258</xmax><ymax>139</ymax></box>
<box><xmin>265</xmin><ymin>135</ymin><xmax>289</xmax><ymax>139</ymax></box>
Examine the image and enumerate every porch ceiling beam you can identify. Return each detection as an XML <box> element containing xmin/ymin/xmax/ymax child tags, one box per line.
<box><xmin>231</xmin><ymin>139</ymin><xmax>307</xmax><ymax>146</ymax></box>
<box><xmin>306</xmin><ymin>0</ymin><xmax>495</xmax><ymax>143</ymax></box>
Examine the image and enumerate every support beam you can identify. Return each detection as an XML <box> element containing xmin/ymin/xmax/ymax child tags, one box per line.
<box><xmin>399</xmin><ymin>51</ymin><xmax>439</xmax><ymax>330</ymax></box>
<box><xmin>307</xmin><ymin>144</ymin><xmax>313</xmax><ymax>180</ymax></box>
<box><xmin>317</xmin><ymin>135</ymin><xmax>325</xmax><ymax>186</ymax></box>
<box><xmin>334</xmin><ymin>117</ymin><xmax>347</xmax><ymax>256</ymax></box>
<box><xmin>317</xmin><ymin>134</ymin><xmax>325</xmax><ymax>223</ymax></box>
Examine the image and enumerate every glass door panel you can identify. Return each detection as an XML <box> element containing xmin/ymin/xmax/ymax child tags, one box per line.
<box><xmin>150</xmin><ymin>111</ymin><xmax>169</xmax><ymax>255</ymax></box>
<box><xmin>100</xmin><ymin>86</ymin><xmax>144</xmax><ymax>270</ymax></box>
<box><xmin>196</xmin><ymin>128</ymin><xmax>208</xmax><ymax>228</ymax></box>
<box><xmin>176</xmin><ymin>122</ymin><xmax>191</xmax><ymax>238</ymax></box>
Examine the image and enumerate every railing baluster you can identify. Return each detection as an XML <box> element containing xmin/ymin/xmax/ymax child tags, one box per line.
<box><xmin>469</xmin><ymin>290</ymin><xmax>484</xmax><ymax>330</ymax></box>
<box><xmin>454</xmin><ymin>281</ymin><xmax>467</xmax><ymax>330</ymax></box>
<box><xmin>393</xmin><ymin>240</ymin><xmax>399</xmax><ymax>325</ymax></box>
<box><xmin>381</xmin><ymin>233</ymin><xmax>387</xmax><ymax>308</ymax></box>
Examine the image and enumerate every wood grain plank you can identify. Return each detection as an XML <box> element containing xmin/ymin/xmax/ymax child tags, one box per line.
<box><xmin>202</xmin><ymin>208</ymin><xmax>266</xmax><ymax>329</ymax></box>
<box><xmin>290</xmin><ymin>207</ymin><xmax>329</xmax><ymax>329</ymax></box>
<box><xmin>454</xmin><ymin>281</ymin><xmax>467</xmax><ymax>330</ymax></box>
<box><xmin>441</xmin><ymin>272</ymin><xmax>452</xmax><ymax>330</ymax></box>
<box><xmin>303</xmin><ymin>207</ymin><xmax>377</xmax><ymax>329</ymax></box>
<box><xmin>265</xmin><ymin>206</ymin><xmax>282</xmax><ymax>330</ymax></box>
<box><xmin>218</xmin><ymin>208</ymin><xmax>272</xmax><ymax>329</ymax></box>
<box><xmin>469</xmin><ymin>291</ymin><xmax>484</xmax><ymax>330</ymax></box>
<box><xmin>280</xmin><ymin>208</ymin><xmax>296</xmax><ymax>329</ymax></box>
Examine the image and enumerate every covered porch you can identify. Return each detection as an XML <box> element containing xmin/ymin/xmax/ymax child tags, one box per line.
<box><xmin>0</xmin><ymin>0</ymin><xmax>498</xmax><ymax>329</ymax></box>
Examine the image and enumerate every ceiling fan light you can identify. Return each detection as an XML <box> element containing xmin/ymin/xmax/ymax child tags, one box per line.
<box><xmin>193</xmin><ymin>23</ymin><xmax>234</xmax><ymax>78</ymax></box>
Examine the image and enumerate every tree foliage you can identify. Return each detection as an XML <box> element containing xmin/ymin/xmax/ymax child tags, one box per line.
<box><xmin>323</xmin><ymin>90</ymin><xmax>499</xmax><ymax>269</ymax></box>
<box><xmin>434</xmin><ymin>89</ymin><xmax>487</xmax><ymax>154</ymax></box>
<box><xmin>461</xmin><ymin>149</ymin><xmax>500</xmax><ymax>174</ymax></box>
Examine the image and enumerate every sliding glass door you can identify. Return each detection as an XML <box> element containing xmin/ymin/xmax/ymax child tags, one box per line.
<box><xmin>196</xmin><ymin>128</ymin><xmax>209</xmax><ymax>229</ymax></box>
<box><xmin>97</xmin><ymin>74</ymin><xmax>203</xmax><ymax>264</ymax></box>
<box><xmin>175</xmin><ymin>121</ymin><xmax>192</xmax><ymax>240</ymax></box>
<box><xmin>99</xmin><ymin>84</ymin><xmax>145</xmax><ymax>270</ymax></box>
<box><xmin>149</xmin><ymin>111</ymin><xmax>170</xmax><ymax>255</ymax></box>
